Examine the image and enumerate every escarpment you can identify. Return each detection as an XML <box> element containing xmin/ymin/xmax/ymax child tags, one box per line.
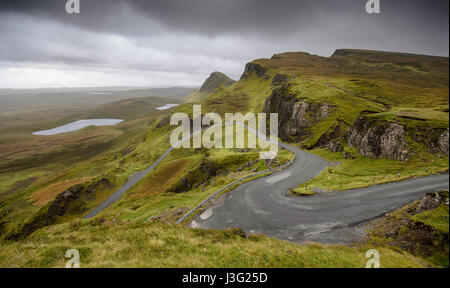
<box><xmin>347</xmin><ymin>116</ymin><xmax>409</xmax><ymax>161</ymax></box>
<box><xmin>344</xmin><ymin>117</ymin><xmax>448</xmax><ymax>161</ymax></box>
<box><xmin>263</xmin><ymin>85</ymin><xmax>334</xmax><ymax>142</ymax></box>
<box><xmin>262</xmin><ymin>79</ymin><xmax>447</xmax><ymax>162</ymax></box>
<box><xmin>438</xmin><ymin>129</ymin><xmax>449</xmax><ymax>156</ymax></box>
<box><xmin>410</xmin><ymin>127</ymin><xmax>449</xmax><ymax>157</ymax></box>
<box><xmin>241</xmin><ymin>62</ymin><xmax>268</xmax><ymax>79</ymax></box>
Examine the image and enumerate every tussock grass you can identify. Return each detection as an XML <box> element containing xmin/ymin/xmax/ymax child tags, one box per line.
<box><xmin>0</xmin><ymin>220</ymin><xmax>427</xmax><ymax>268</ymax></box>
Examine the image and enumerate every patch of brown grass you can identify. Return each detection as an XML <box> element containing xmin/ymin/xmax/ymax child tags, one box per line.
<box><xmin>132</xmin><ymin>158</ymin><xmax>192</xmax><ymax>198</ymax></box>
<box><xmin>32</xmin><ymin>178</ymin><xmax>91</xmax><ymax>207</ymax></box>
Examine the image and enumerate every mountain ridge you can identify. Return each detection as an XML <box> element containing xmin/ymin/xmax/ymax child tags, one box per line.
<box><xmin>186</xmin><ymin>71</ymin><xmax>235</xmax><ymax>102</ymax></box>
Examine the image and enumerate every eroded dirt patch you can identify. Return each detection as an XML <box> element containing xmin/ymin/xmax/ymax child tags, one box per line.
<box><xmin>32</xmin><ymin>178</ymin><xmax>92</xmax><ymax>206</ymax></box>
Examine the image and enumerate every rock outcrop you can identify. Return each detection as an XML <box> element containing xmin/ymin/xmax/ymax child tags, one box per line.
<box><xmin>263</xmin><ymin>85</ymin><xmax>334</xmax><ymax>141</ymax></box>
<box><xmin>271</xmin><ymin>74</ymin><xmax>290</xmax><ymax>86</ymax></box>
<box><xmin>327</xmin><ymin>139</ymin><xmax>344</xmax><ymax>152</ymax></box>
<box><xmin>417</xmin><ymin>191</ymin><xmax>448</xmax><ymax>213</ymax></box>
<box><xmin>438</xmin><ymin>129</ymin><xmax>449</xmax><ymax>156</ymax></box>
<box><xmin>410</xmin><ymin>127</ymin><xmax>449</xmax><ymax>156</ymax></box>
<box><xmin>367</xmin><ymin>190</ymin><xmax>449</xmax><ymax>263</ymax></box>
<box><xmin>240</xmin><ymin>62</ymin><xmax>268</xmax><ymax>79</ymax></box>
<box><xmin>168</xmin><ymin>159</ymin><xmax>220</xmax><ymax>194</ymax></box>
<box><xmin>347</xmin><ymin>116</ymin><xmax>409</xmax><ymax>161</ymax></box>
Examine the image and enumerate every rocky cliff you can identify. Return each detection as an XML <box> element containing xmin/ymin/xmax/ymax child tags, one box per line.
<box><xmin>263</xmin><ymin>84</ymin><xmax>334</xmax><ymax>142</ymax></box>
<box><xmin>240</xmin><ymin>62</ymin><xmax>268</xmax><ymax>79</ymax></box>
<box><xmin>410</xmin><ymin>127</ymin><xmax>449</xmax><ymax>157</ymax></box>
<box><xmin>439</xmin><ymin>129</ymin><xmax>449</xmax><ymax>156</ymax></box>
<box><xmin>347</xmin><ymin>116</ymin><xmax>409</xmax><ymax>161</ymax></box>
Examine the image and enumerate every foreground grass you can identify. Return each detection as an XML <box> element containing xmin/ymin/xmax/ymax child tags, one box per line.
<box><xmin>411</xmin><ymin>205</ymin><xmax>449</xmax><ymax>235</ymax></box>
<box><xmin>0</xmin><ymin>220</ymin><xmax>427</xmax><ymax>268</ymax></box>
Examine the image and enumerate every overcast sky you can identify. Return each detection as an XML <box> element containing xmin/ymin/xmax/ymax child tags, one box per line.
<box><xmin>0</xmin><ymin>0</ymin><xmax>448</xmax><ymax>88</ymax></box>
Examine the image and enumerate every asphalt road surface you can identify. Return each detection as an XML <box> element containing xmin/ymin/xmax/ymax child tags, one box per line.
<box><xmin>83</xmin><ymin>146</ymin><xmax>175</xmax><ymax>219</ymax></box>
<box><xmin>192</xmin><ymin>144</ymin><xmax>449</xmax><ymax>244</ymax></box>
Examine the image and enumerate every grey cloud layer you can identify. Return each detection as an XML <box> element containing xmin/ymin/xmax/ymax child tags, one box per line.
<box><xmin>0</xmin><ymin>0</ymin><xmax>448</xmax><ymax>87</ymax></box>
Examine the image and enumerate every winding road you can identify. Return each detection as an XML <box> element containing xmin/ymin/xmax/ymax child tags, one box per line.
<box><xmin>84</xmin><ymin>133</ymin><xmax>448</xmax><ymax>245</ymax></box>
<box><xmin>83</xmin><ymin>146</ymin><xmax>176</xmax><ymax>219</ymax></box>
<box><xmin>192</xmin><ymin>143</ymin><xmax>449</xmax><ymax>244</ymax></box>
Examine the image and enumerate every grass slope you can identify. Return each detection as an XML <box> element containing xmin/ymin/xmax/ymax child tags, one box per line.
<box><xmin>0</xmin><ymin>219</ymin><xmax>427</xmax><ymax>268</ymax></box>
<box><xmin>0</xmin><ymin>49</ymin><xmax>448</xmax><ymax>268</ymax></box>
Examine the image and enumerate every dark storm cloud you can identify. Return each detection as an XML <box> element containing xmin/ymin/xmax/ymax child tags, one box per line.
<box><xmin>1</xmin><ymin>0</ymin><xmax>448</xmax><ymax>36</ymax></box>
<box><xmin>0</xmin><ymin>0</ymin><xmax>448</xmax><ymax>88</ymax></box>
<box><xmin>0</xmin><ymin>0</ymin><xmax>338</xmax><ymax>37</ymax></box>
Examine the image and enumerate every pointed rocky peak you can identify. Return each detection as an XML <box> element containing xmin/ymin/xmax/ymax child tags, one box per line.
<box><xmin>199</xmin><ymin>72</ymin><xmax>236</xmax><ymax>94</ymax></box>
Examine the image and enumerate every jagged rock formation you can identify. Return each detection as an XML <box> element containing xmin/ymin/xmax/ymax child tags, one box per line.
<box><xmin>328</xmin><ymin>139</ymin><xmax>344</xmax><ymax>152</ymax></box>
<box><xmin>240</xmin><ymin>63</ymin><xmax>268</xmax><ymax>79</ymax></box>
<box><xmin>347</xmin><ymin>116</ymin><xmax>409</xmax><ymax>161</ymax></box>
<box><xmin>263</xmin><ymin>85</ymin><xmax>334</xmax><ymax>141</ymax></box>
<box><xmin>410</xmin><ymin>127</ymin><xmax>449</xmax><ymax>156</ymax></box>
<box><xmin>438</xmin><ymin>129</ymin><xmax>449</xmax><ymax>156</ymax></box>
<box><xmin>271</xmin><ymin>74</ymin><xmax>290</xmax><ymax>86</ymax></box>
<box><xmin>417</xmin><ymin>191</ymin><xmax>449</xmax><ymax>213</ymax></box>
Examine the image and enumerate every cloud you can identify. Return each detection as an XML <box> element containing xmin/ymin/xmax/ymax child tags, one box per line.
<box><xmin>0</xmin><ymin>0</ymin><xmax>448</xmax><ymax>88</ymax></box>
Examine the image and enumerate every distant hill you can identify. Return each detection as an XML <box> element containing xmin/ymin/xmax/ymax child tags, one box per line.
<box><xmin>186</xmin><ymin>72</ymin><xmax>235</xmax><ymax>102</ymax></box>
<box><xmin>146</xmin><ymin>87</ymin><xmax>196</xmax><ymax>99</ymax></box>
<box><xmin>0</xmin><ymin>87</ymin><xmax>194</xmax><ymax>113</ymax></box>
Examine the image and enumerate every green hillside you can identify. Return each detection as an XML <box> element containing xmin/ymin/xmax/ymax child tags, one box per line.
<box><xmin>186</xmin><ymin>72</ymin><xmax>236</xmax><ymax>103</ymax></box>
<box><xmin>0</xmin><ymin>49</ymin><xmax>448</xmax><ymax>268</ymax></box>
<box><xmin>187</xmin><ymin>50</ymin><xmax>449</xmax><ymax>192</ymax></box>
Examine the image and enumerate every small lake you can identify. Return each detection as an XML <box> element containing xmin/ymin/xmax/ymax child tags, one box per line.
<box><xmin>155</xmin><ymin>104</ymin><xmax>179</xmax><ymax>110</ymax></box>
<box><xmin>32</xmin><ymin>119</ymin><xmax>124</xmax><ymax>136</ymax></box>
<box><xmin>88</xmin><ymin>92</ymin><xmax>112</xmax><ymax>95</ymax></box>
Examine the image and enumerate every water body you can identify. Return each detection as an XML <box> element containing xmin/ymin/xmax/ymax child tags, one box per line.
<box><xmin>155</xmin><ymin>104</ymin><xmax>179</xmax><ymax>110</ymax></box>
<box><xmin>88</xmin><ymin>92</ymin><xmax>112</xmax><ymax>95</ymax></box>
<box><xmin>32</xmin><ymin>119</ymin><xmax>124</xmax><ymax>136</ymax></box>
